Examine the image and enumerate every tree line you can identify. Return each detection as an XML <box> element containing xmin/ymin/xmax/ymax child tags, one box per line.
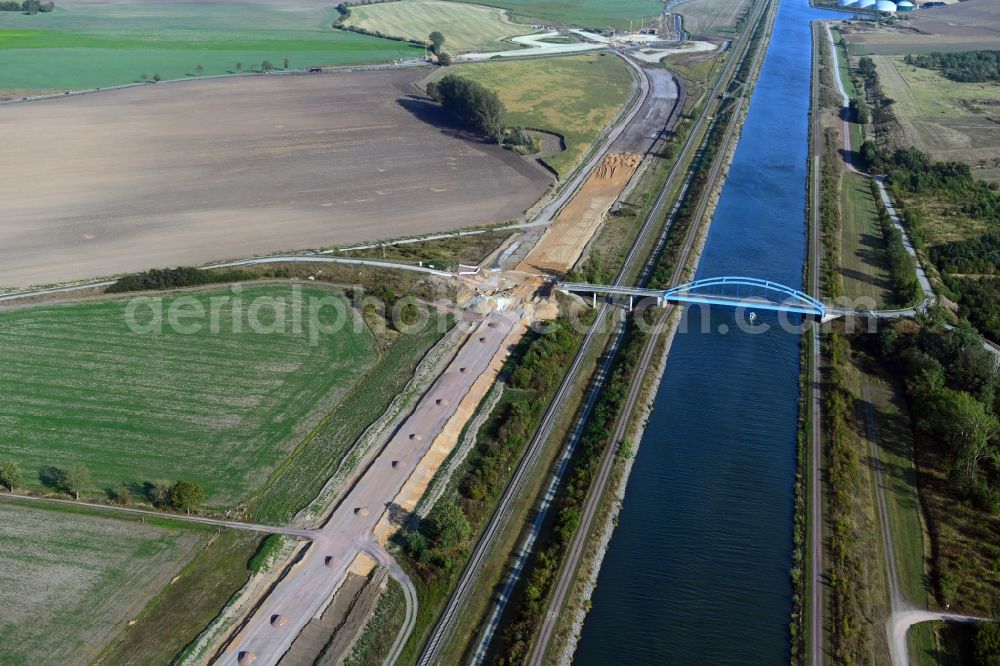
<box><xmin>0</xmin><ymin>0</ymin><xmax>54</xmax><ymax>13</ymax></box>
<box><xmin>106</xmin><ymin>266</ymin><xmax>259</xmax><ymax>293</ymax></box>
<box><xmin>905</xmin><ymin>50</ymin><xmax>1000</xmax><ymax>83</ymax></box>
<box><xmin>0</xmin><ymin>460</ymin><xmax>205</xmax><ymax>512</ymax></box>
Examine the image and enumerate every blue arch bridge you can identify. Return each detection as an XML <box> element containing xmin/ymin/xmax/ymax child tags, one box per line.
<box><xmin>559</xmin><ymin>276</ymin><xmax>834</xmax><ymax>320</ymax></box>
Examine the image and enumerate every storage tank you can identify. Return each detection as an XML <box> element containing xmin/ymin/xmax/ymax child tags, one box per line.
<box><xmin>874</xmin><ymin>0</ymin><xmax>897</xmax><ymax>10</ymax></box>
<box><xmin>857</xmin><ymin>0</ymin><xmax>877</xmax><ymax>8</ymax></box>
<box><xmin>897</xmin><ymin>0</ymin><xmax>915</xmax><ymax>10</ymax></box>
<box><xmin>838</xmin><ymin>0</ymin><xmax>860</xmax><ymax>7</ymax></box>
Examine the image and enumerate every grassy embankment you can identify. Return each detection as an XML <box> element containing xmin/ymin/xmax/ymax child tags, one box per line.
<box><xmin>342</xmin><ymin>577</ymin><xmax>407</xmax><ymax>666</ymax></box>
<box><xmin>96</xmin><ymin>529</ymin><xmax>263</xmax><ymax>665</ymax></box>
<box><xmin>0</xmin><ymin>2</ymin><xmax>420</xmax><ymax>91</ymax></box>
<box><xmin>343</xmin><ymin>0</ymin><xmax>530</xmax><ymax>53</ymax></box>
<box><xmin>0</xmin><ymin>285</ymin><xmax>376</xmax><ymax>505</ymax></box>
<box><xmin>455</xmin><ymin>53</ymin><xmax>635</xmax><ymax>178</ymax></box>
<box><xmin>337</xmin><ymin>229</ymin><xmax>514</xmax><ymax>269</ymax></box>
<box><xmin>0</xmin><ymin>500</ymin><xmax>215</xmax><ymax>666</ymax></box>
<box><xmin>816</xmin><ymin>22</ymin><xmax>930</xmax><ymax>664</ymax></box>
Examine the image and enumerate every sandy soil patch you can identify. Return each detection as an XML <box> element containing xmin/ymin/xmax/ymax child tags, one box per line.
<box><xmin>517</xmin><ymin>153</ymin><xmax>642</xmax><ymax>275</ymax></box>
<box><xmin>0</xmin><ymin>70</ymin><xmax>551</xmax><ymax>288</ymax></box>
<box><xmin>373</xmin><ymin>315</ymin><xmax>528</xmax><ymax>544</ymax></box>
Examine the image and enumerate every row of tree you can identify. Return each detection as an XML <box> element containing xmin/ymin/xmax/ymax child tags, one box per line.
<box><xmin>0</xmin><ymin>0</ymin><xmax>54</xmax><ymax>13</ymax></box>
<box><xmin>870</xmin><ymin>178</ymin><xmax>922</xmax><ymax>304</ymax></box>
<box><xmin>0</xmin><ymin>460</ymin><xmax>205</xmax><ymax>512</ymax></box>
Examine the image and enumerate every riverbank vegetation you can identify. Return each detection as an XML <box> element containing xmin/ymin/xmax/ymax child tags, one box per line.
<box><xmin>496</xmin><ymin>317</ymin><xmax>648</xmax><ymax>663</ymax></box>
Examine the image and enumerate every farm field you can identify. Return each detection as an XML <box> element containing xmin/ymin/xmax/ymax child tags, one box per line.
<box><xmin>343</xmin><ymin>0</ymin><xmax>532</xmax><ymax>53</ymax></box>
<box><xmin>873</xmin><ymin>55</ymin><xmax>1000</xmax><ymax>164</ymax></box>
<box><xmin>0</xmin><ymin>285</ymin><xmax>376</xmax><ymax>504</ymax></box>
<box><xmin>454</xmin><ymin>0</ymin><xmax>661</xmax><ymax>30</ymax></box>
<box><xmin>455</xmin><ymin>53</ymin><xmax>636</xmax><ymax>177</ymax></box>
<box><xmin>840</xmin><ymin>1</ymin><xmax>1000</xmax><ymax>55</ymax></box>
<box><xmin>0</xmin><ymin>69</ymin><xmax>551</xmax><ymax>288</ymax></box>
<box><xmin>0</xmin><ymin>0</ymin><xmax>420</xmax><ymax>91</ymax></box>
<box><xmin>0</xmin><ymin>501</ymin><xmax>208</xmax><ymax>666</ymax></box>
<box><xmin>676</xmin><ymin>0</ymin><xmax>752</xmax><ymax>38</ymax></box>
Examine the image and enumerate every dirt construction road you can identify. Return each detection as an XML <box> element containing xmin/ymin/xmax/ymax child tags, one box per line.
<box><xmin>218</xmin><ymin>310</ymin><xmax>522</xmax><ymax>665</ymax></box>
<box><xmin>0</xmin><ymin>70</ymin><xmax>550</xmax><ymax>289</ymax></box>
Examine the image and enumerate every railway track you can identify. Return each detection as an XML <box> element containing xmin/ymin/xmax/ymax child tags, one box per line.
<box><xmin>416</xmin><ymin>1</ymin><xmax>776</xmax><ymax>663</ymax></box>
<box><xmin>526</xmin><ymin>0</ymin><xmax>776</xmax><ymax>660</ymax></box>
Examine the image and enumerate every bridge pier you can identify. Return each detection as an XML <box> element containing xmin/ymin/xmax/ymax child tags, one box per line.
<box><xmin>629</xmin><ymin>295</ymin><xmax>633</xmax><ymax>312</ymax></box>
<box><xmin>592</xmin><ymin>292</ymin><xmax>597</xmax><ymax>309</ymax></box>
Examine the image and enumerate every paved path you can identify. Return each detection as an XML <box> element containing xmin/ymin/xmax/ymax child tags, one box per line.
<box><xmin>457</xmin><ymin>32</ymin><xmax>606</xmax><ymax>62</ymax></box>
<box><xmin>0</xmin><ymin>255</ymin><xmax>454</xmax><ymax>306</ymax></box>
<box><xmin>889</xmin><ymin>610</ymin><xmax>987</xmax><ymax>666</ymax></box>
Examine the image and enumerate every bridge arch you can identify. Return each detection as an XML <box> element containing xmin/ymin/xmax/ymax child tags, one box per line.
<box><xmin>663</xmin><ymin>276</ymin><xmax>825</xmax><ymax>317</ymax></box>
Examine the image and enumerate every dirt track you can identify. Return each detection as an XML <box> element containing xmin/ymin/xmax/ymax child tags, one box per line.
<box><xmin>517</xmin><ymin>153</ymin><xmax>641</xmax><ymax>275</ymax></box>
<box><xmin>0</xmin><ymin>70</ymin><xmax>551</xmax><ymax>288</ymax></box>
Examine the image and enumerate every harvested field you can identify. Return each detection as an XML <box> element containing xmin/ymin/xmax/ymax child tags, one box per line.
<box><xmin>0</xmin><ymin>0</ymin><xmax>421</xmax><ymax>90</ymax></box>
<box><xmin>0</xmin><ymin>69</ymin><xmax>551</xmax><ymax>289</ymax></box>
<box><xmin>0</xmin><ymin>285</ymin><xmax>376</xmax><ymax>504</ymax></box>
<box><xmin>343</xmin><ymin>0</ymin><xmax>531</xmax><ymax>52</ymax></box>
<box><xmin>677</xmin><ymin>0</ymin><xmax>752</xmax><ymax>37</ymax></box>
<box><xmin>454</xmin><ymin>53</ymin><xmax>636</xmax><ymax>177</ymax></box>
<box><xmin>0</xmin><ymin>502</ymin><xmax>207</xmax><ymax>666</ymax></box>
<box><xmin>841</xmin><ymin>0</ymin><xmax>1000</xmax><ymax>54</ymax></box>
<box><xmin>517</xmin><ymin>153</ymin><xmax>642</xmax><ymax>275</ymax></box>
<box><xmin>873</xmin><ymin>55</ymin><xmax>1000</xmax><ymax>164</ymax></box>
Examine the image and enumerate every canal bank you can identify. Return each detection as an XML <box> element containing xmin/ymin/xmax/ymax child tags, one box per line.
<box><xmin>574</xmin><ymin>0</ymin><xmax>841</xmax><ymax>663</ymax></box>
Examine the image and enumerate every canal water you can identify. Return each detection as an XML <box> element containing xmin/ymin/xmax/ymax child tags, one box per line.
<box><xmin>574</xmin><ymin>1</ymin><xmax>838</xmax><ymax>663</ymax></box>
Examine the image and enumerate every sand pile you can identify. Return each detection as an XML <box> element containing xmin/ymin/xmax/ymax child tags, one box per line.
<box><xmin>517</xmin><ymin>153</ymin><xmax>642</xmax><ymax>276</ymax></box>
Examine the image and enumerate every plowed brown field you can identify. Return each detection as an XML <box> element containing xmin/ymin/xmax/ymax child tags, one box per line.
<box><xmin>0</xmin><ymin>70</ymin><xmax>551</xmax><ymax>288</ymax></box>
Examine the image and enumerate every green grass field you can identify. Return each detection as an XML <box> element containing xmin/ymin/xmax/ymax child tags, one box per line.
<box><xmin>0</xmin><ymin>285</ymin><xmax>376</xmax><ymax>504</ymax></box>
<box><xmin>0</xmin><ymin>501</ymin><xmax>208</xmax><ymax>666</ymax></box>
<box><xmin>455</xmin><ymin>53</ymin><xmax>635</xmax><ymax>177</ymax></box>
<box><xmin>344</xmin><ymin>0</ymin><xmax>531</xmax><ymax>53</ymax></box>
<box><xmin>0</xmin><ymin>1</ymin><xmax>420</xmax><ymax>90</ymax></box>
<box><xmin>864</xmin><ymin>377</ymin><xmax>928</xmax><ymax>607</ymax></box>
<box><xmin>840</xmin><ymin>171</ymin><xmax>895</xmax><ymax>308</ymax></box>
<box><xmin>454</xmin><ymin>0</ymin><xmax>661</xmax><ymax>30</ymax></box>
